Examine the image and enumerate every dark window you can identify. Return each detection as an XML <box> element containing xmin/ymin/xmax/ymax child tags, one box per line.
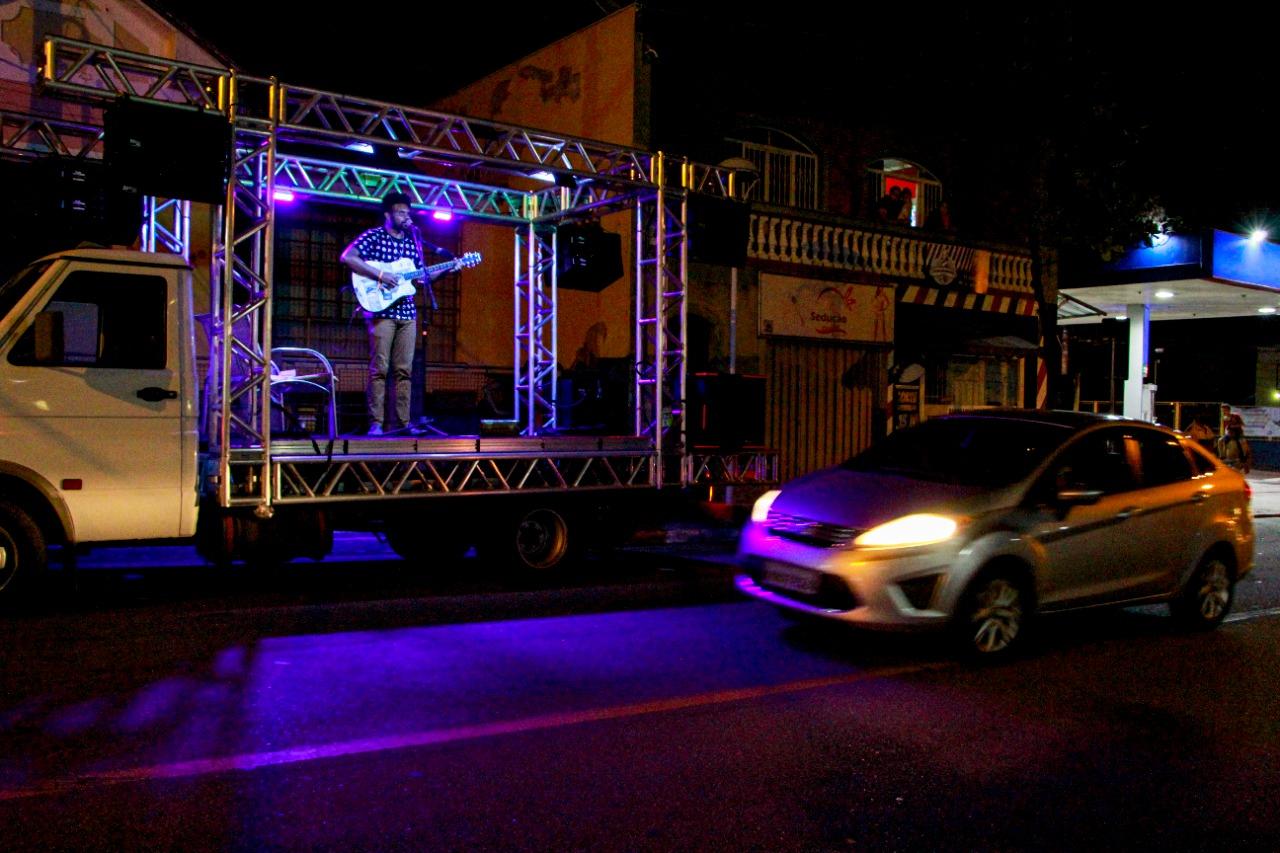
<box><xmin>1048</xmin><ymin>429</ymin><xmax>1139</xmax><ymax>495</ymax></box>
<box><xmin>8</xmin><ymin>271</ymin><xmax>167</xmax><ymax>369</ymax></box>
<box><xmin>0</xmin><ymin>260</ymin><xmax>53</xmax><ymax>326</ymax></box>
<box><xmin>844</xmin><ymin>417</ymin><xmax>1071</xmax><ymax>487</ymax></box>
<box><xmin>1134</xmin><ymin>430</ymin><xmax>1194</xmax><ymax>486</ymax></box>
<box><xmin>1187</xmin><ymin>442</ymin><xmax>1218</xmax><ymax>476</ymax></box>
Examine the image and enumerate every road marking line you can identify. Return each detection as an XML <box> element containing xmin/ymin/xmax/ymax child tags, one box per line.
<box><xmin>0</xmin><ymin>662</ymin><xmax>949</xmax><ymax>801</ymax></box>
<box><xmin>1225</xmin><ymin>606</ymin><xmax>1280</xmax><ymax>623</ymax></box>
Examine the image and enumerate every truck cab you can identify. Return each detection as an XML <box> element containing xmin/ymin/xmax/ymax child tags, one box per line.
<box><xmin>0</xmin><ymin>249</ymin><xmax>199</xmax><ymax>595</ymax></box>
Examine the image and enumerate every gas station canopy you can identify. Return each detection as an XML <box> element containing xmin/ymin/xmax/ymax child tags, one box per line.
<box><xmin>1059</xmin><ymin>230</ymin><xmax>1280</xmax><ymax>324</ymax></box>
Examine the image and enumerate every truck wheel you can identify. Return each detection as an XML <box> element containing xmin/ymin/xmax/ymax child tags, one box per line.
<box><xmin>0</xmin><ymin>500</ymin><xmax>46</xmax><ymax>599</ymax></box>
<box><xmin>481</xmin><ymin>504</ymin><xmax>573</xmax><ymax>571</ymax></box>
<box><xmin>515</xmin><ymin>507</ymin><xmax>571</xmax><ymax>571</ymax></box>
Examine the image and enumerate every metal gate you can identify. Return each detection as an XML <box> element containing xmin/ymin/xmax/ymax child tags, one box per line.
<box><xmin>766</xmin><ymin>341</ymin><xmax>886</xmax><ymax>482</ymax></box>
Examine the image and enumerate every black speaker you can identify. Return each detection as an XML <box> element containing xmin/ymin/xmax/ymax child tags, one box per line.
<box><xmin>557</xmin><ymin>223</ymin><xmax>623</xmax><ymax>292</ymax></box>
<box><xmin>25</xmin><ymin>157</ymin><xmax>142</xmax><ymax>246</ymax></box>
<box><xmin>687</xmin><ymin>194</ymin><xmax>750</xmax><ymax>266</ymax></box>
<box><xmin>105</xmin><ymin>99</ymin><xmax>232</xmax><ymax>204</ymax></box>
<box><xmin>688</xmin><ymin>372</ymin><xmax>765</xmax><ymax>449</ymax></box>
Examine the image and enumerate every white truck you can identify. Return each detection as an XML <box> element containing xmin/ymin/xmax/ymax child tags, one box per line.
<box><xmin>0</xmin><ymin>39</ymin><xmax>776</xmax><ymax>601</ymax></box>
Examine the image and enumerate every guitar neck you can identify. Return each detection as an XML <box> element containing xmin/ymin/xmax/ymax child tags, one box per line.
<box><xmin>422</xmin><ymin>259</ymin><xmax>458</xmax><ymax>277</ymax></box>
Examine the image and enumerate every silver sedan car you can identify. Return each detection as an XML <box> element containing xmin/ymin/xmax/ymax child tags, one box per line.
<box><xmin>737</xmin><ymin>410</ymin><xmax>1254</xmax><ymax>659</ymax></box>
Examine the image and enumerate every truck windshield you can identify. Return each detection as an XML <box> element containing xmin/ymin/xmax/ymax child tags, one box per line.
<box><xmin>0</xmin><ymin>260</ymin><xmax>53</xmax><ymax>327</ymax></box>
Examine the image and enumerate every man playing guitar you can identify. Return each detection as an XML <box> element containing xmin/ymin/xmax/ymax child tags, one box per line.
<box><xmin>340</xmin><ymin>192</ymin><xmax>449</xmax><ymax>436</ymax></box>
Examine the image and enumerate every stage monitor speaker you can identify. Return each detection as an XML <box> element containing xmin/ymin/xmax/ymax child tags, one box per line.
<box><xmin>688</xmin><ymin>372</ymin><xmax>765</xmax><ymax>449</ymax></box>
<box><xmin>105</xmin><ymin>100</ymin><xmax>232</xmax><ymax>204</ymax></box>
<box><xmin>557</xmin><ymin>223</ymin><xmax>623</xmax><ymax>292</ymax></box>
<box><xmin>687</xmin><ymin>195</ymin><xmax>750</xmax><ymax>267</ymax></box>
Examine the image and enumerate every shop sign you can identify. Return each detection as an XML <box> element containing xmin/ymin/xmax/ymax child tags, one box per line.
<box><xmin>759</xmin><ymin>273</ymin><xmax>893</xmax><ymax>343</ymax></box>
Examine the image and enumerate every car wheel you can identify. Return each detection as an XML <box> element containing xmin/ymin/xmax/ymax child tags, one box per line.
<box><xmin>954</xmin><ymin>570</ymin><xmax>1030</xmax><ymax>660</ymax></box>
<box><xmin>0</xmin><ymin>500</ymin><xmax>47</xmax><ymax>600</ymax></box>
<box><xmin>1170</xmin><ymin>553</ymin><xmax>1234</xmax><ymax>630</ymax></box>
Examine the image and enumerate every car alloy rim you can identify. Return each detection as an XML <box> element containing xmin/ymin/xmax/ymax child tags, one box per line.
<box><xmin>970</xmin><ymin>578</ymin><xmax>1022</xmax><ymax>653</ymax></box>
<box><xmin>0</xmin><ymin>530</ymin><xmax>13</xmax><ymax>590</ymax></box>
<box><xmin>1197</xmin><ymin>560</ymin><xmax>1230</xmax><ymax>620</ymax></box>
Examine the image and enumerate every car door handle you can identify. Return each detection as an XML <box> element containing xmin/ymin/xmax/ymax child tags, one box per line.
<box><xmin>136</xmin><ymin>386</ymin><xmax>178</xmax><ymax>402</ymax></box>
<box><xmin>1114</xmin><ymin>506</ymin><xmax>1141</xmax><ymax>520</ymax></box>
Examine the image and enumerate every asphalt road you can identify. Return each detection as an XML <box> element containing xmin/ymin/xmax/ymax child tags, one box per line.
<box><xmin>2</xmin><ymin>519</ymin><xmax>1279</xmax><ymax>851</ymax></box>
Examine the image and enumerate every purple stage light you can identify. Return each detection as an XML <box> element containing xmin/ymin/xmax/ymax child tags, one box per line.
<box><xmin>431</xmin><ymin>210</ymin><xmax>453</xmax><ymax>222</ymax></box>
<box><xmin>274</xmin><ymin>189</ymin><xmax>296</xmax><ymax>203</ymax></box>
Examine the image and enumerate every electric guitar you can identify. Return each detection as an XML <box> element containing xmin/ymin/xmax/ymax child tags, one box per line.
<box><xmin>352</xmin><ymin>252</ymin><xmax>482</xmax><ymax>313</ymax></box>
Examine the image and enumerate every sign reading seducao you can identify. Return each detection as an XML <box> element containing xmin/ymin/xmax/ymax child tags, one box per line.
<box><xmin>759</xmin><ymin>273</ymin><xmax>894</xmax><ymax>343</ymax></box>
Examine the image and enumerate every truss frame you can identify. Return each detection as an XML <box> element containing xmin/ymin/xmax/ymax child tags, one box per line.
<box><xmin>37</xmin><ymin>36</ymin><xmax>767</xmax><ymax>507</ymax></box>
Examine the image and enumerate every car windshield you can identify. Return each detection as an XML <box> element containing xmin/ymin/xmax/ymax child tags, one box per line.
<box><xmin>843</xmin><ymin>417</ymin><xmax>1073</xmax><ymax>487</ymax></box>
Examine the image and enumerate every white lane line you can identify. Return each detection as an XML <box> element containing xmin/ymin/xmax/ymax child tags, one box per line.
<box><xmin>1225</xmin><ymin>606</ymin><xmax>1280</xmax><ymax>623</ymax></box>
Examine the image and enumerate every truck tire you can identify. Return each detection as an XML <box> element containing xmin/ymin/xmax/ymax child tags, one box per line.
<box><xmin>0</xmin><ymin>500</ymin><xmax>46</xmax><ymax>600</ymax></box>
<box><xmin>508</xmin><ymin>506</ymin><xmax>574</xmax><ymax>573</ymax></box>
<box><xmin>477</xmin><ymin>504</ymin><xmax>577</xmax><ymax>575</ymax></box>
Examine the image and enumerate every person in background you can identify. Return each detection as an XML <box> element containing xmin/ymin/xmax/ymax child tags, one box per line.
<box><xmin>897</xmin><ymin>187</ymin><xmax>914</xmax><ymax>226</ymax></box>
<box><xmin>877</xmin><ymin>186</ymin><xmax>903</xmax><ymax>222</ymax></box>
<box><xmin>1217</xmin><ymin>418</ymin><xmax>1252</xmax><ymax>473</ymax></box>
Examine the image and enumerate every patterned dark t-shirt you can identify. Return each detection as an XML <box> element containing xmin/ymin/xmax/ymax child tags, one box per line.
<box><xmin>352</xmin><ymin>226</ymin><xmax>423</xmax><ymax>321</ymax></box>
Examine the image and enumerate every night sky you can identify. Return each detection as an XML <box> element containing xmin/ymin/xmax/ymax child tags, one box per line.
<box><xmin>156</xmin><ymin>2</ymin><xmax>1280</xmax><ymax>404</ymax></box>
<box><xmin>154</xmin><ymin>1</ymin><xmax>609</xmax><ymax>104</ymax></box>
<box><xmin>157</xmin><ymin>3</ymin><xmax>1280</xmax><ymax>231</ymax></box>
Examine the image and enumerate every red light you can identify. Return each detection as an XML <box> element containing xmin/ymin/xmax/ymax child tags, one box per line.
<box><xmin>1244</xmin><ymin>481</ymin><xmax>1253</xmax><ymax>501</ymax></box>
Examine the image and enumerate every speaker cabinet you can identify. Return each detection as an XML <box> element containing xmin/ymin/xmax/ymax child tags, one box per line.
<box><xmin>688</xmin><ymin>372</ymin><xmax>765</xmax><ymax>449</ymax></box>
<box><xmin>687</xmin><ymin>195</ymin><xmax>750</xmax><ymax>266</ymax></box>
<box><xmin>105</xmin><ymin>99</ymin><xmax>232</xmax><ymax>204</ymax></box>
<box><xmin>557</xmin><ymin>223</ymin><xmax>623</xmax><ymax>292</ymax></box>
<box><xmin>8</xmin><ymin>157</ymin><xmax>143</xmax><ymax>248</ymax></box>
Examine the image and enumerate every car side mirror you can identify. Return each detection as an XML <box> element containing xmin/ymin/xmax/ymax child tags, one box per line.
<box><xmin>33</xmin><ymin>311</ymin><xmax>65</xmax><ymax>364</ymax></box>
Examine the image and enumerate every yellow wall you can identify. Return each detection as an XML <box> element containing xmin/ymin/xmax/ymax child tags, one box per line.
<box><xmin>439</xmin><ymin>8</ymin><xmax>638</xmax><ymax>368</ymax></box>
<box><xmin>456</xmin><ymin>210</ymin><xmax>633</xmax><ymax>368</ymax></box>
<box><xmin>435</xmin><ymin>6</ymin><xmax>636</xmax><ymax>143</ymax></box>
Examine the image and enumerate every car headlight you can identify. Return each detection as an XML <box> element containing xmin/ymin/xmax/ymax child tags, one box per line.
<box><xmin>750</xmin><ymin>489</ymin><xmax>781</xmax><ymax>523</ymax></box>
<box><xmin>854</xmin><ymin>513</ymin><xmax>960</xmax><ymax>549</ymax></box>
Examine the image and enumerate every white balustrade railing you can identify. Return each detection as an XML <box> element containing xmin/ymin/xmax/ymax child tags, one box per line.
<box><xmin>747</xmin><ymin>213</ymin><xmax>1035</xmax><ymax>294</ymax></box>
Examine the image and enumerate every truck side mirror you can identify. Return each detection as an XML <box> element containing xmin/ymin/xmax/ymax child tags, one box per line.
<box><xmin>33</xmin><ymin>311</ymin><xmax>65</xmax><ymax>364</ymax></box>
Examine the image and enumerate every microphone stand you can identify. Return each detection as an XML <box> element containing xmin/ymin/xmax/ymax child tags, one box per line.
<box><xmin>404</xmin><ymin>221</ymin><xmax>449</xmax><ymax>436</ymax></box>
<box><xmin>407</xmin><ymin>224</ymin><xmax>439</xmax><ymax>311</ymax></box>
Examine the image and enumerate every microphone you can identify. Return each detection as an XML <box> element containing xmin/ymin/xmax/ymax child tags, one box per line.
<box><xmin>422</xmin><ymin>241</ymin><xmax>455</xmax><ymax>259</ymax></box>
<box><xmin>405</xmin><ymin>219</ymin><xmax>454</xmax><ymax>258</ymax></box>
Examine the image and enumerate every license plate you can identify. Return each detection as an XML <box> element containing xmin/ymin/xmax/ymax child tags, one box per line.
<box><xmin>763</xmin><ymin>562</ymin><xmax>821</xmax><ymax>595</ymax></box>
